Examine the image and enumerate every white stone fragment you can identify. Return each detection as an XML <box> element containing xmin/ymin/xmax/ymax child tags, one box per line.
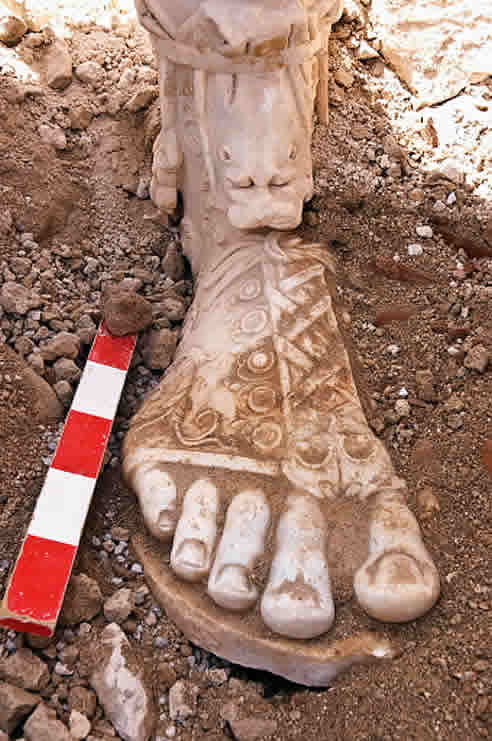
<box><xmin>357</xmin><ymin>41</ymin><xmax>379</xmax><ymax>60</ymax></box>
<box><xmin>394</xmin><ymin>399</ymin><xmax>410</xmax><ymax>418</ymax></box>
<box><xmin>416</xmin><ymin>226</ymin><xmax>433</xmax><ymax>239</ymax></box>
<box><xmin>90</xmin><ymin>623</ymin><xmax>155</xmax><ymax>741</ymax></box>
<box><xmin>69</xmin><ymin>710</ymin><xmax>91</xmax><ymax>740</ymax></box>
<box><xmin>168</xmin><ymin>681</ymin><xmax>199</xmax><ymax>720</ymax></box>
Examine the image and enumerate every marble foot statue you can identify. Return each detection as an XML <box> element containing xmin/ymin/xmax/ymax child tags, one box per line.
<box><xmin>123</xmin><ymin>0</ymin><xmax>440</xmax><ymax>685</ymax></box>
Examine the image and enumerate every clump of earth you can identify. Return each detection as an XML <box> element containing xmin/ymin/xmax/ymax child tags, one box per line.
<box><xmin>0</xmin><ymin>1</ymin><xmax>491</xmax><ymax>739</ymax></box>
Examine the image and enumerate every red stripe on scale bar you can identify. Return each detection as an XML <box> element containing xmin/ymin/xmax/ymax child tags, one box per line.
<box><xmin>88</xmin><ymin>323</ymin><xmax>136</xmax><ymax>370</ymax></box>
<box><xmin>51</xmin><ymin>410</ymin><xmax>112</xmax><ymax>479</ymax></box>
<box><xmin>0</xmin><ymin>323</ymin><xmax>136</xmax><ymax>636</ymax></box>
<box><xmin>1</xmin><ymin>537</ymin><xmax>77</xmax><ymax>634</ymax></box>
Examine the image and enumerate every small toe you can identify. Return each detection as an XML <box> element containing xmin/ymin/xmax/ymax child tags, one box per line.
<box><xmin>354</xmin><ymin>550</ymin><xmax>440</xmax><ymax>622</ymax></box>
<box><xmin>210</xmin><ymin>565</ymin><xmax>258</xmax><ymax>611</ymax></box>
<box><xmin>208</xmin><ymin>489</ymin><xmax>270</xmax><ymax>611</ymax></box>
<box><xmin>171</xmin><ymin>479</ymin><xmax>219</xmax><ymax>582</ymax></box>
<box><xmin>261</xmin><ymin>581</ymin><xmax>335</xmax><ymax>640</ymax></box>
<box><xmin>133</xmin><ymin>466</ymin><xmax>177</xmax><ymax>540</ymax></box>
<box><xmin>173</xmin><ymin>539</ymin><xmax>208</xmax><ymax>574</ymax></box>
<box><xmin>260</xmin><ymin>494</ymin><xmax>334</xmax><ymax>639</ymax></box>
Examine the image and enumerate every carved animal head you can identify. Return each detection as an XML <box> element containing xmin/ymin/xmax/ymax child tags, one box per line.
<box><xmin>206</xmin><ymin>69</ymin><xmax>314</xmax><ymax>230</ymax></box>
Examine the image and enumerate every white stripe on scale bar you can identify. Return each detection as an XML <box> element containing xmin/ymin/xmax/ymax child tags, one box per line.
<box><xmin>71</xmin><ymin>360</ymin><xmax>127</xmax><ymax>420</ymax></box>
<box><xmin>28</xmin><ymin>468</ymin><xmax>95</xmax><ymax>546</ymax></box>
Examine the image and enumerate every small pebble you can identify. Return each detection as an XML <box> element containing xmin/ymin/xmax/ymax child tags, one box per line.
<box><xmin>394</xmin><ymin>399</ymin><xmax>410</xmax><ymax>418</ymax></box>
<box><xmin>416</xmin><ymin>225</ymin><xmax>433</xmax><ymax>239</ymax></box>
<box><xmin>54</xmin><ymin>661</ymin><xmax>74</xmax><ymax>676</ymax></box>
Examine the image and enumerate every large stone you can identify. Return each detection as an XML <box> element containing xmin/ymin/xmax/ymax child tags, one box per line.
<box><xmin>23</xmin><ymin>702</ymin><xmax>72</xmax><ymax>741</ymax></box>
<box><xmin>1</xmin><ymin>346</ymin><xmax>62</xmax><ymax>424</ymax></box>
<box><xmin>60</xmin><ymin>573</ymin><xmax>103</xmax><ymax>625</ymax></box>
<box><xmin>0</xmin><ymin>649</ymin><xmax>49</xmax><ymax>691</ymax></box>
<box><xmin>0</xmin><ymin>282</ymin><xmax>39</xmax><ymax>315</ymax></box>
<box><xmin>0</xmin><ymin>9</ymin><xmax>27</xmax><ymax>44</ymax></box>
<box><xmin>103</xmin><ymin>291</ymin><xmax>152</xmax><ymax>336</ymax></box>
<box><xmin>42</xmin><ymin>39</ymin><xmax>72</xmax><ymax>90</ymax></box>
<box><xmin>0</xmin><ymin>681</ymin><xmax>39</xmax><ymax>734</ymax></box>
<box><xmin>40</xmin><ymin>332</ymin><xmax>81</xmax><ymax>362</ymax></box>
<box><xmin>90</xmin><ymin>623</ymin><xmax>155</xmax><ymax>741</ymax></box>
<box><xmin>370</xmin><ymin>0</ymin><xmax>492</xmax><ymax>107</ymax></box>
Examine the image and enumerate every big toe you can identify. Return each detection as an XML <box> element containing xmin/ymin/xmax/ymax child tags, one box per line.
<box><xmin>354</xmin><ymin>551</ymin><xmax>440</xmax><ymax>623</ymax></box>
<box><xmin>133</xmin><ymin>466</ymin><xmax>177</xmax><ymax>540</ymax></box>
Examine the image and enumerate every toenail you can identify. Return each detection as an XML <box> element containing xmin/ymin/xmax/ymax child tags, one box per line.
<box><xmin>157</xmin><ymin>510</ymin><xmax>175</xmax><ymax>533</ymax></box>
<box><xmin>175</xmin><ymin>540</ymin><xmax>207</xmax><ymax>569</ymax></box>
<box><xmin>366</xmin><ymin>552</ymin><xmax>422</xmax><ymax>586</ymax></box>
<box><xmin>275</xmin><ymin>581</ymin><xmax>320</xmax><ymax>607</ymax></box>
<box><xmin>216</xmin><ymin>565</ymin><xmax>251</xmax><ymax>594</ymax></box>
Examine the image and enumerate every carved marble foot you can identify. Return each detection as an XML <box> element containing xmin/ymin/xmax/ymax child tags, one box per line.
<box><xmin>123</xmin><ymin>235</ymin><xmax>439</xmax><ymax>684</ymax></box>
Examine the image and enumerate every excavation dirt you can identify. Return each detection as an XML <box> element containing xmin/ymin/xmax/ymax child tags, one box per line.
<box><xmin>0</xmin><ymin>7</ymin><xmax>491</xmax><ymax>741</ymax></box>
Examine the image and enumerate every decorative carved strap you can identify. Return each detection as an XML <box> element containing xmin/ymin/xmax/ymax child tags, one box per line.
<box><xmin>135</xmin><ymin>0</ymin><xmax>343</xmax><ymax>73</ymax></box>
<box><xmin>150</xmin><ymin>33</ymin><xmax>327</xmax><ymax>74</ymax></box>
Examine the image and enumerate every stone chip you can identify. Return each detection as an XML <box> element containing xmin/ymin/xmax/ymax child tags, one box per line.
<box><xmin>103</xmin><ymin>588</ymin><xmax>135</xmax><ymax>624</ymax></box>
<box><xmin>60</xmin><ymin>573</ymin><xmax>103</xmax><ymax>625</ymax></box>
<box><xmin>464</xmin><ymin>345</ymin><xmax>489</xmax><ymax>373</ymax></box>
<box><xmin>0</xmin><ymin>649</ymin><xmax>49</xmax><ymax>691</ymax></box>
<box><xmin>0</xmin><ymin>681</ymin><xmax>39</xmax><ymax>734</ymax></box>
<box><xmin>24</xmin><ymin>701</ymin><xmax>72</xmax><ymax>741</ymax></box>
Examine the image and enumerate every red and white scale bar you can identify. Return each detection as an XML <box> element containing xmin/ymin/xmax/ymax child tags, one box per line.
<box><xmin>0</xmin><ymin>323</ymin><xmax>136</xmax><ymax>636</ymax></box>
